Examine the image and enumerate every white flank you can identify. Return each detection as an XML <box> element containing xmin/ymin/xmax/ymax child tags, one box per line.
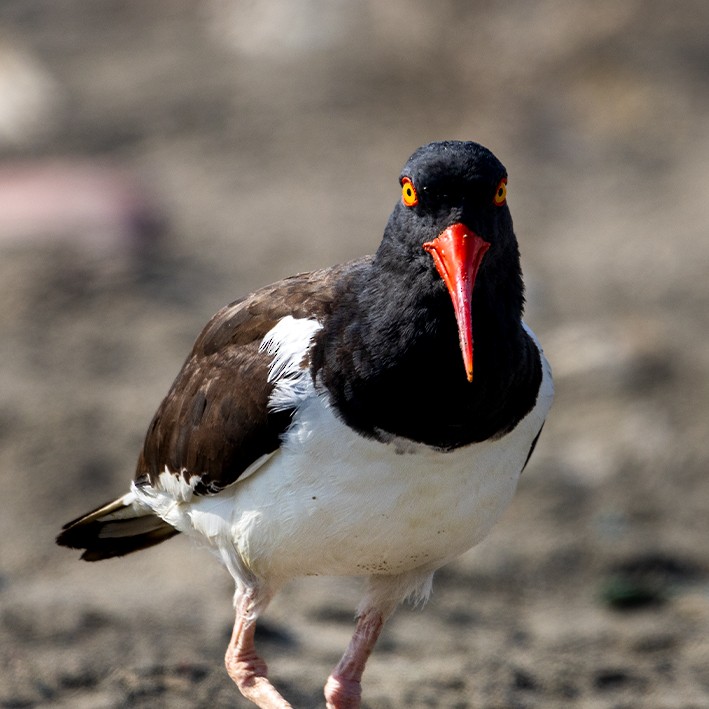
<box><xmin>523</xmin><ymin>321</ymin><xmax>555</xmax><ymax>413</ymax></box>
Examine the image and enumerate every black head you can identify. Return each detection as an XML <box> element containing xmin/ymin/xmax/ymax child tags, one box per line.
<box><xmin>402</xmin><ymin>140</ymin><xmax>507</xmax><ymax>207</ymax></box>
<box><xmin>376</xmin><ymin>140</ymin><xmax>523</xmax><ymax>382</ymax></box>
<box><xmin>378</xmin><ymin>141</ymin><xmax>513</xmax><ymax>262</ymax></box>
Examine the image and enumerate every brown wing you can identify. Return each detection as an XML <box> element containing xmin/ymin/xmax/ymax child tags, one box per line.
<box><xmin>135</xmin><ymin>258</ymin><xmax>369</xmax><ymax>495</ymax></box>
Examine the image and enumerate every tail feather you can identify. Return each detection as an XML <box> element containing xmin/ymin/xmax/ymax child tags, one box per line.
<box><xmin>56</xmin><ymin>492</ymin><xmax>179</xmax><ymax>561</ymax></box>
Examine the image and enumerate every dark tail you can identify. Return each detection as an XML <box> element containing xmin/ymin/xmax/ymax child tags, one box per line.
<box><xmin>56</xmin><ymin>492</ymin><xmax>179</xmax><ymax>561</ymax></box>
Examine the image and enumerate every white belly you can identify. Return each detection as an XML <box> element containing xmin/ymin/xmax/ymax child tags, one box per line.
<box><xmin>155</xmin><ymin>392</ymin><xmax>549</xmax><ymax>582</ymax></box>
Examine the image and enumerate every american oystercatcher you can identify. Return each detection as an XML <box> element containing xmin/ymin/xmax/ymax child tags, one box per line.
<box><xmin>57</xmin><ymin>141</ymin><xmax>553</xmax><ymax>708</ymax></box>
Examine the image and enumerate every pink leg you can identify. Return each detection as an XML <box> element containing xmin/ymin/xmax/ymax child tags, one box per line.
<box><xmin>324</xmin><ymin>609</ymin><xmax>385</xmax><ymax>709</ymax></box>
<box><xmin>224</xmin><ymin>592</ymin><xmax>292</xmax><ymax>709</ymax></box>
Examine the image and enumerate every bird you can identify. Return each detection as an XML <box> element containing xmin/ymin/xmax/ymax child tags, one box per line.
<box><xmin>57</xmin><ymin>140</ymin><xmax>554</xmax><ymax>708</ymax></box>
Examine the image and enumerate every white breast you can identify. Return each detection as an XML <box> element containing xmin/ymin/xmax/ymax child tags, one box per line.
<box><xmin>136</xmin><ymin>317</ymin><xmax>553</xmax><ymax>587</ymax></box>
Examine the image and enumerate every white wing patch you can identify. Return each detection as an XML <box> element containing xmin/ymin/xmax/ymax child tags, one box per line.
<box><xmin>259</xmin><ymin>315</ymin><xmax>322</xmax><ymax>412</ymax></box>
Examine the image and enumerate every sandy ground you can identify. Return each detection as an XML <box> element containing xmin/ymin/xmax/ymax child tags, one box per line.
<box><xmin>1</xmin><ymin>2</ymin><xmax>709</xmax><ymax>707</ymax></box>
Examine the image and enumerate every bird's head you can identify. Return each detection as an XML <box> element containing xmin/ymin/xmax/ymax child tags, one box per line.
<box><xmin>378</xmin><ymin>140</ymin><xmax>520</xmax><ymax>383</ymax></box>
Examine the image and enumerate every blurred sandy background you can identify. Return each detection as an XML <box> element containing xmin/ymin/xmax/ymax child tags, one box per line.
<box><xmin>1</xmin><ymin>1</ymin><xmax>708</xmax><ymax>707</ymax></box>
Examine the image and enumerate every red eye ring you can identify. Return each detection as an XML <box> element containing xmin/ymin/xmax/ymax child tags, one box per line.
<box><xmin>493</xmin><ymin>177</ymin><xmax>507</xmax><ymax>206</ymax></box>
<box><xmin>401</xmin><ymin>177</ymin><xmax>418</xmax><ymax>207</ymax></box>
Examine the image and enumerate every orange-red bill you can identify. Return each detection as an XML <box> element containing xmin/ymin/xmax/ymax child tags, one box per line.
<box><xmin>423</xmin><ymin>223</ymin><xmax>490</xmax><ymax>382</ymax></box>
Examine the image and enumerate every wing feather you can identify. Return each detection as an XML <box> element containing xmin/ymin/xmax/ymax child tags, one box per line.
<box><xmin>134</xmin><ymin>259</ymin><xmax>368</xmax><ymax>495</ymax></box>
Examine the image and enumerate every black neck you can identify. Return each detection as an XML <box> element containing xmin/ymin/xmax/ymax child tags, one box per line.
<box><xmin>312</xmin><ymin>245</ymin><xmax>541</xmax><ymax>449</ymax></box>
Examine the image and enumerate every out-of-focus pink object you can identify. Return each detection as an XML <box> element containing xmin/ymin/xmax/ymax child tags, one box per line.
<box><xmin>0</xmin><ymin>161</ymin><xmax>165</xmax><ymax>262</ymax></box>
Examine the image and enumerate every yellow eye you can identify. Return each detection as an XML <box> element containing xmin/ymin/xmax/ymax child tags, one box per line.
<box><xmin>401</xmin><ymin>177</ymin><xmax>418</xmax><ymax>207</ymax></box>
<box><xmin>493</xmin><ymin>177</ymin><xmax>507</xmax><ymax>206</ymax></box>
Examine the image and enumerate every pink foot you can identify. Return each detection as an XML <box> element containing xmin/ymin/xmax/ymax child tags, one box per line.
<box><xmin>324</xmin><ymin>610</ymin><xmax>385</xmax><ymax>709</ymax></box>
<box><xmin>225</xmin><ymin>593</ymin><xmax>292</xmax><ymax>709</ymax></box>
